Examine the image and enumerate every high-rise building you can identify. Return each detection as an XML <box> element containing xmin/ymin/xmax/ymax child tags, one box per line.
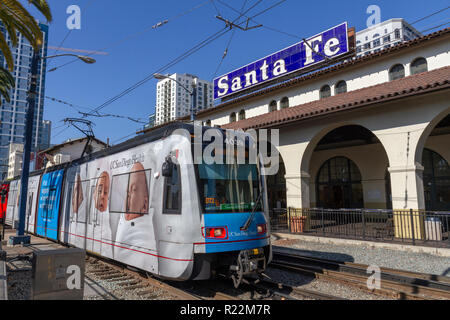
<box><xmin>155</xmin><ymin>73</ymin><xmax>214</xmax><ymax>125</ymax></box>
<box><xmin>356</xmin><ymin>18</ymin><xmax>422</xmax><ymax>57</ymax></box>
<box><xmin>39</xmin><ymin>120</ymin><xmax>52</xmax><ymax>150</ymax></box>
<box><xmin>0</xmin><ymin>22</ymin><xmax>49</xmax><ymax>180</ymax></box>
<box><xmin>144</xmin><ymin>114</ymin><xmax>155</xmax><ymax>130</ymax></box>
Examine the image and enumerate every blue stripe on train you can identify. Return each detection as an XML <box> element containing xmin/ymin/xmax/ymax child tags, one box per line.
<box><xmin>202</xmin><ymin>212</ymin><xmax>269</xmax><ymax>253</ymax></box>
<box><xmin>36</xmin><ymin>169</ymin><xmax>64</xmax><ymax>241</ymax></box>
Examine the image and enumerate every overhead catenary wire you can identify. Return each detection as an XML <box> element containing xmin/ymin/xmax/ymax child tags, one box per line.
<box><xmin>212</xmin><ymin>0</ymin><xmax>251</xmax><ymax>79</ymax></box>
<box><xmin>45</xmin><ymin>96</ymin><xmax>148</xmax><ymax>124</ymax></box>
<box><xmin>48</xmin><ymin>0</ymin><xmax>212</xmax><ymax>72</ymax></box>
<box><xmin>90</xmin><ymin>0</ymin><xmax>272</xmax><ymax>116</ymax></box>
<box><xmin>79</xmin><ymin>0</ymin><xmax>275</xmax><ymax>144</ymax></box>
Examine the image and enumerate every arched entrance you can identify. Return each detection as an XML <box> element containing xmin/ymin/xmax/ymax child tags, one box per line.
<box><xmin>307</xmin><ymin>125</ymin><xmax>390</xmax><ymax>209</ymax></box>
<box><xmin>423</xmin><ymin>148</ymin><xmax>450</xmax><ymax>211</ymax></box>
<box><xmin>416</xmin><ymin>113</ymin><xmax>450</xmax><ymax>211</ymax></box>
<box><xmin>267</xmin><ymin>156</ymin><xmax>286</xmax><ymax>210</ymax></box>
<box><xmin>316</xmin><ymin>157</ymin><xmax>363</xmax><ymax>209</ymax></box>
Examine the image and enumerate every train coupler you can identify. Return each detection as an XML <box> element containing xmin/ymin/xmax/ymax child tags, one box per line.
<box><xmin>229</xmin><ymin>248</ymin><xmax>266</xmax><ymax>288</ymax></box>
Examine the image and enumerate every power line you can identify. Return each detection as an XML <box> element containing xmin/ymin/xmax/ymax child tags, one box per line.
<box><xmin>211</xmin><ymin>0</ymin><xmax>250</xmax><ymax>80</ymax></box>
<box><xmin>45</xmin><ymin>96</ymin><xmax>148</xmax><ymax>124</ymax></box>
<box><xmin>89</xmin><ymin>27</ymin><xmax>230</xmax><ymax>115</ymax></box>
<box><xmin>48</xmin><ymin>1</ymin><xmax>211</xmax><ymax>72</ymax></box>
<box><xmin>410</xmin><ymin>6</ymin><xmax>449</xmax><ymax>25</ymax></box>
<box><xmin>216</xmin><ymin>0</ymin><xmax>297</xmax><ymax>39</ymax></box>
<box><xmin>420</xmin><ymin>21</ymin><xmax>450</xmax><ymax>33</ymax></box>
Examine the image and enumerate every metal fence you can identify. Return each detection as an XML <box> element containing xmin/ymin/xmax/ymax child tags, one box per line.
<box><xmin>270</xmin><ymin>208</ymin><xmax>450</xmax><ymax>247</ymax></box>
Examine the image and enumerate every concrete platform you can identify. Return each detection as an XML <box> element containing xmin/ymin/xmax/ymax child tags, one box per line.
<box><xmin>272</xmin><ymin>232</ymin><xmax>450</xmax><ymax>257</ymax></box>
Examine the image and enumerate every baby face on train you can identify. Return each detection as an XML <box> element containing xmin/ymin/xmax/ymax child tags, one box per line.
<box><xmin>95</xmin><ymin>171</ymin><xmax>110</xmax><ymax>212</ymax></box>
<box><xmin>125</xmin><ymin>162</ymin><xmax>149</xmax><ymax>221</ymax></box>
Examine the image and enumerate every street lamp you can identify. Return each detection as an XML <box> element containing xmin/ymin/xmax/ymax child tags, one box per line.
<box><xmin>10</xmin><ymin>50</ymin><xmax>96</xmax><ymax>245</ymax></box>
<box><xmin>153</xmin><ymin>73</ymin><xmax>197</xmax><ymax>122</ymax></box>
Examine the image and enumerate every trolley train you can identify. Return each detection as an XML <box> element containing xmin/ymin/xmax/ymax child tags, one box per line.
<box><xmin>4</xmin><ymin>123</ymin><xmax>272</xmax><ymax>287</ymax></box>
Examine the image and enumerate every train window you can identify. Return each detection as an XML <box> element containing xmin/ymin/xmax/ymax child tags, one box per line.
<box><xmin>163</xmin><ymin>164</ymin><xmax>181</xmax><ymax>214</ymax></box>
<box><xmin>70</xmin><ymin>177</ymin><xmax>90</xmax><ymax>223</ymax></box>
<box><xmin>110</xmin><ymin>167</ymin><xmax>151</xmax><ymax>221</ymax></box>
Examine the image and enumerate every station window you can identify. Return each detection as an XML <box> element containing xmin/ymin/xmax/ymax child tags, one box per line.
<box><xmin>230</xmin><ymin>112</ymin><xmax>236</xmax><ymax>123</ymax></box>
<box><xmin>239</xmin><ymin>109</ymin><xmax>246</xmax><ymax>121</ymax></box>
<box><xmin>335</xmin><ymin>81</ymin><xmax>347</xmax><ymax>95</ymax></box>
<box><xmin>389</xmin><ymin>64</ymin><xmax>405</xmax><ymax>81</ymax></box>
<box><xmin>410</xmin><ymin>57</ymin><xmax>427</xmax><ymax>75</ymax></box>
<box><xmin>163</xmin><ymin>164</ymin><xmax>181</xmax><ymax>214</ymax></box>
<box><xmin>320</xmin><ymin>85</ymin><xmax>331</xmax><ymax>99</ymax></box>
<box><xmin>280</xmin><ymin>97</ymin><xmax>289</xmax><ymax>109</ymax></box>
<box><xmin>269</xmin><ymin>100</ymin><xmax>277</xmax><ymax>112</ymax></box>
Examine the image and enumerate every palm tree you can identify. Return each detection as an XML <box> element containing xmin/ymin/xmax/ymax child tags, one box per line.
<box><xmin>0</xmin><ymin>0</ymin><xmax>52</xmax><ymax>104</ymax></box>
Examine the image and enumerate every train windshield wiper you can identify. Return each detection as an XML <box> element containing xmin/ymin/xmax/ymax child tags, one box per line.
<box><xmin>240</xmin><ymin>192</ymin><xmax>263</xmax><ymax>231</ymax></box>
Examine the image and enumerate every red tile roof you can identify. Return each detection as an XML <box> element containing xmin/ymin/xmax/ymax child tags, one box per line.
<box><xmin>222</xmin><ymin>66</ymin><xmax>450</xmax><ymax>130</ymax></box>
<box><xmin>197</xmin><ymin>27</ymin><xmax>450</xmax><ymax>118</ymax></box>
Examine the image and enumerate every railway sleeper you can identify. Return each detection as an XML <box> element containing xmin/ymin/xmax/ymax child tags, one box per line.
<box><xmin>98</xmin><ymin>273</ymin><xmax>126</xmax><ymax>280</ymax></box>
<box><xmin>123</xmin><ymin>284</ymin><xmax>148</xmax><ymax>291</ymax></box>
<box><xmin>108</xmin><ymin>276</ymin><xmax>135</xmax><ymax>282</ymax></box>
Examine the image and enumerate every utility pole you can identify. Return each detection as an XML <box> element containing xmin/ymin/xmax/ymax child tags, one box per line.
<box><xmin>9</xmin><ymin>49</ymin><xmax>96</xmax><ymax>245</ymax></box>
<box><xmin>10</xmin><ymin>50</ymin><xmax>40</xmax><ymax>245</ymax></box>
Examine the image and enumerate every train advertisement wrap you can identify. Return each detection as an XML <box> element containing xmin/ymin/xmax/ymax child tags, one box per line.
<box><xmin>25</xmin><ymin>175</ymin><xmax>41</xmax><ymax>233</ymax></box>
<box><xmin>60</xmin><ymin>132</ymin><xmax>199</xmax><ymax>279</ymax></box>
<box><xmin>36</xmin><ymin>169</ymin><xmax>64</xmax><ymax>240</ymax></box>
<box><xmin>5</xmin><ymin>180</ymin><xmax>20</xmax><ymax>226</ymax></box>
<box><xmin>4</xmin><ymin>124</ymin><xmax>271</xmax><ymax>285</ymax></box>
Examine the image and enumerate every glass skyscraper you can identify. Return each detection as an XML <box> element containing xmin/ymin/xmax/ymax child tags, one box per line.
<box><xmin>0</xmin><ymin>22</ymin><xmax>49</xmax><ymax>180</ymax></box>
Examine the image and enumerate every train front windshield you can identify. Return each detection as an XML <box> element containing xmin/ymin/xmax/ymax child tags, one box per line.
<box><xmin>197</xmin><ymin>160</ymin><xmax>262</xmax><ymax>214</ymax></box>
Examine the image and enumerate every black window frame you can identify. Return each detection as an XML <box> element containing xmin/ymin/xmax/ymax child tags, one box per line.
<box><xmin>335</xmin><ymin>80</ymin><xmax>347</xmax><ymax>95</ymax></box>
<box><xmin>239</xmin><ymin>109</ymin><xmax>246</xmax><ymax>121</ymax></box>
<box><xmin>163</xmin><ymin>164</ymin><xmax>182</xmax><ymax>215</ymax></box>
<box><xmin>109</xmin><ymin>169</ymin><xmax>152</xmax><ymax>215</ymax></box>
<box><xmin>269</xmin><ymin>100</ymin><xmax>277</xmax><ymax>112</ymax></box>
<box><xmin>320</xmin><ymin>85</ymin><xmax>331</xmax><ymax>99</ymax></box>
<box><xmin>410</xmin><ymin>57</ymin><xmax>428</xmax><ymax>75</ymax></box>
<box><xmin>389</xmin><ymin>64</ymin><xmax>405</xmax><ymax>81</ymax></box>
<box><xmin>280</xmin><ymin>97</ymin><xmax>289</xmax><ymax>109</ymax></box>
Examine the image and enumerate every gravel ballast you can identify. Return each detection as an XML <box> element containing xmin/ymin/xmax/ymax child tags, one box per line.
<box><xmin>272</xmin><ymin>237</ymin><xmax>450</xmax><ymax>277</ymax></box>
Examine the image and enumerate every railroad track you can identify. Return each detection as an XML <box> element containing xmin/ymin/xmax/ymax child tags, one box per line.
<box><xmin>270</xmin><ymin>249</ymin><xmax>450</xmax><ymax>300</ymax></box>
<box><xmin>85</xmin><ymin>255</ymin><xmax>240</xmax><ymax>300</ymax></box>
<box><xmin>85</xmin><ymin>254</ymin><xmax>343</xmax><ymax>301</ymax></box>
<box><xmin>247</xmin><ymin>278</ymin><xmax>347</xmax><ymax>300</ymax></box>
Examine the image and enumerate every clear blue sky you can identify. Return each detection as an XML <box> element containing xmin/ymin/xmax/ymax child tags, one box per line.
<box><xmin>27</xmin><ymin>0</ymin><xmax>449</xmax><ymax>145</ymax></box>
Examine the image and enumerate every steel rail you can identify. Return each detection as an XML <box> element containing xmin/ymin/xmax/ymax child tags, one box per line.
<box><xmin>270</xmin><ymin>252</ymin><xmax>450</xmax><ymax>300</ymax></box>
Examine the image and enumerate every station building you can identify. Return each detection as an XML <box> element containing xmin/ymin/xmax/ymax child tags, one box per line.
<box><xmin>194</xmin><ymin>27</ymin><xmax>450</xmax><ymax>214</ymax></box>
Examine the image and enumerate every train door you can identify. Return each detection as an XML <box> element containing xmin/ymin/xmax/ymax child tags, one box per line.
<box><xmin>70</xmin><ymin>179</ymin><xmax>90</xmax><ymax>250</ymax></box>
<box><xmin>87</xmin><ymin>179</ymin><xmax>102</xmax><ymax>254</ymax></box>
<box><xmin>26</xmin><ymin>192</ymin><xmax>34</xmax><ymax>233</ymax></box>
<box><xmin>6</xmin><ymin>188</ymin><xmax>16</xmax><ymax>226</ymax></box>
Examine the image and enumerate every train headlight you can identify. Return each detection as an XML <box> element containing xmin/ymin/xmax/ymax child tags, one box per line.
<box><xmin>257</xmin><ymin>224</ymin><xmax>267</xmax><ymax>235</ymax></box>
